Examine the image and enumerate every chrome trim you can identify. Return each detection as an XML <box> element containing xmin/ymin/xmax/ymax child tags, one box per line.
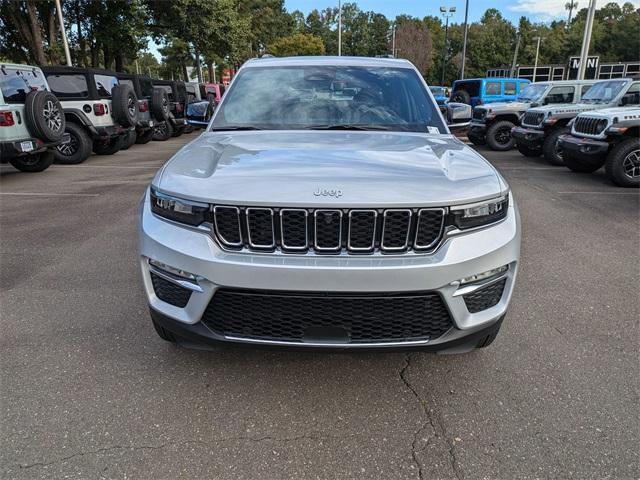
<box><xmin>313</xmin><ymin>209</ymin><xmax>343</xmax><ymax>252</ymax></box>
<box><xmin>245</xmin><ymin>207</ymin><xmax>275</xmax><ymax>249</ymax></box>
<box><xmin>223</xmin><ymin>335</ymin><xmax>437</xmax><ymax>348</ymax></box>
<box><xmin>381</xmin><ymin>209</ymin><xmax>412</xmax><ymax>251</ymax></box>
<box><xmin>452</xmin><ymin>273</ymin><xmax>508</xmax><ymax>297</ymax></box>
<box><xmin>449</xmin><ymin>195</ymin><xmax>509</xmax><ymax>212</ymax></box>
<box><xmin>347</xmin><ymin>209</ymin><xmax>377</xmax><ymax>252</ymax></box>
<box><xmin>280</xmin><ymin>208</ymin><xmax>308</xmax><ymax>250</ymax></box>
<box><xmin>213</xmin><ymin>205</ymin><xmax>243</xmax><ymax>248</ymax></box>
<box><xmin>149</xmin><ymin>265</ymin><xmax>204</xmax><ymax>293</ymax></box>
<box><xmin>413</xmin><ymin>208</ymin><xmax>446</xmax><ymax>250</ymax></box>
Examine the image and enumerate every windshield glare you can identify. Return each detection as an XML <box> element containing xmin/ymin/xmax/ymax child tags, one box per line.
<box><xmin>581</xmin><ymin>80</ymin><xmax>627</xmax><ymax>103</ymax></box>
<box><xmin>211</xmin><ymin>66</ymin><xmax>446</xmax><ymax>133</ymax></box>
<box><xmin>518</xmin><ymin>84</ymin><xmax>547</xmax><ymax>102</ymax></box>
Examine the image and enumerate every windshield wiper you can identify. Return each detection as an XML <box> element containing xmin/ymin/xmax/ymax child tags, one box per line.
<box><xmin>210</xmin><ymin>125</ymin><xmax>263</xmax><ymax>131</ymax></box>
<box><xmin>304</xmin><ymin>124</ymin><xmax>393</xmax><ymax>131</ymax></box>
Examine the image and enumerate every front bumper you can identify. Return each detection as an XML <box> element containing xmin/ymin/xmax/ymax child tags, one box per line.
<box><xmin>558</xmin><ymin>134</ymin><xmax>609</xmax><ymax>160</ymax></box>
<box><xmin>139</xmin><ymin>190</ymin><xmax>521</xmax><ymax>349</ymax></box>
<box><xmin>0</xmin><ymin>133</ymin><xmax>70</xmax><ymax>160</ymax></box>
<box><xmin>512</xmin><ymin>126</ymin><xmax>545</xmax><ymax>149</ymax></box>
<box><xmin>469</xmin><ymin>122</ymin><xmax>487</xmax><ymax>136</ymax></box>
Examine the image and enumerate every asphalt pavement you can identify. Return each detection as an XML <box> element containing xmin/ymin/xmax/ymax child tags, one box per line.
<box><xmin>1</xmin><ymin>133</ymin><xmax>638</xmax><ymax>479</ymax></box>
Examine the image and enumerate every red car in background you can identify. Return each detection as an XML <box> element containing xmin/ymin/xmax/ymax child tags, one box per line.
<box><xmin>199</xmin><ymin>83</ymin><xmax>225</xmax><ymax>105</ymax></box>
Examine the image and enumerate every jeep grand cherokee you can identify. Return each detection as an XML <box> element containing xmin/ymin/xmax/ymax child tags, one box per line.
<box><xmin>139</xmin><ymin>57</ymin><xmax>521</xmax><ymax>352</ymax></box>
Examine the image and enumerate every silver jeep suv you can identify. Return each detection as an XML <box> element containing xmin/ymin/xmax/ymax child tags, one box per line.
<box><xmin>139</xmin><ymin>57</ymin><xmax>521</xmax><ymax>352</ymax></box>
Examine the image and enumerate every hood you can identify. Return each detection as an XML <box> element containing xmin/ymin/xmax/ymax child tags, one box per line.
<box><xmin>577</xmin><ymin>106</ymin><xmax>640</xmax><ymax>119</ymax></box>
<box><xmin>154</xmin><ymin>131</ymin><xmax>504</xmax><ymax>208</ymax></box>
<box><xmin>482</xmin><ymin>101</ymin><xmax>531</xmax><ymax>113</ymax></box>
<box><xmin>528</xmin><ymin>102</ymin><xmax>597</xmax><ymax>116</ymax></box>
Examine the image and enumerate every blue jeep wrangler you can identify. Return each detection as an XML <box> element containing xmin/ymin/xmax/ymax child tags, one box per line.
<box><xmin>449</xmin><ymin>78</ymin><xmax>530</xmax><ymax>107</ymax></box>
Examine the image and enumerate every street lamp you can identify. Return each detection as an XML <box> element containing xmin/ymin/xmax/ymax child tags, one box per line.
<box><xmin>338</xmin><ymin>0</ymin><xmax>342</xmax><ymax>56</ymax></box>
<box><xmin>533</xmin><ymin>36</ymin><xmax>542</xmax><ymax>82</ymax></box>
<box><xmin>391</xmin><ymin>23</ymin><xmax>397</xmax><ymax>58</ymax></box>
<box><xmin>440</xmin><ymin>6</ymin><xmax>456</xmax><ymax>86</ymax></box>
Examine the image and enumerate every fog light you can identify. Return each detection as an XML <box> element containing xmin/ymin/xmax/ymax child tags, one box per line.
<box><xmin>148</xmin><ymin>258</ymin><xmax>197</xmax><ymax>280</ymax></box>
<box><xmin>457</xmin><ymin>265</ymin><xmax>509</xmax><ymax>286</ymax></box>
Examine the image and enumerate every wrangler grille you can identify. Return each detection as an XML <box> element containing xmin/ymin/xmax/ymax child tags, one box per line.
<box><xmin>522</xmin><ymin>111</ymin><xmax>544</xmax><ymax>127</ymax></box>
<box><xmin>212</xmin><ymin>206</ymin><xmax>446</xmax><ymax>255</ymax></box>
<box><xmin>202</xmin><ymin>289</ymin><xmax>454</xmax><ymax>344</ymax></box>
<box><xmin>573</xmin><ymin>116</ymin><xmax>605</xmax><ymax>136</ymax></box>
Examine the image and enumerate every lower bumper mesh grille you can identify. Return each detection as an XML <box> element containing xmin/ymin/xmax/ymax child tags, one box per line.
<box><xmin>201</xmin><ymin>289</ymin><xmax>453</xmax><ymax>344</ymax></box>
<box><xmin>463</xmin><ymin>279</ymin><xmax>507</xmax><ymax>313</ymax></box>
<box><xmin>150</xmin><ymin>272</ymin><xmax>192</xmax><ymax>307</ymax></box>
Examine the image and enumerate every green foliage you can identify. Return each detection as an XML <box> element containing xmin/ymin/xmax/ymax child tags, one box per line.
<box><xmin>266</xmin><ymin>33</ymin><xmax>325</xmax><ymax>57</ymax></box>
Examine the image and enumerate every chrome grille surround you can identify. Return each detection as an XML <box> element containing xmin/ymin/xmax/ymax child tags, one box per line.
<box><xmin>211</xmin><ymin>206</ymin><xmax>447</xmax><ymax>256</ymax></box>
<box><xmin>522</xmin><ymin>111</ymin><xmax>544</xmax><ymax>128</ymax></box>
<box><xmin>573</xmin><ymin>116</ymin><xmax>607</xmax><ymax>137</ymax></box>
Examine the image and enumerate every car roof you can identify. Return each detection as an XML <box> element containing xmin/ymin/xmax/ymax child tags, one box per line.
<box><xmin>1</xmin><ymin>63</ymin><xmax>44</xmax><ymax>72</ymax></box>
<box><xmin>42</xmin><ymin>65</ymin><xmax>119</xmax><ymax>77</ymax></box>
<box><xmin>244</xmin><ymin>55</ymin><xmax>414</xmax><ymax>69</ymax></box>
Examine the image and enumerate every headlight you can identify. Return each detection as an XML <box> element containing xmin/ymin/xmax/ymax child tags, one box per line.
<box><xmin>595</xmin><ymin>119</ymin><xmax>608</xmax><ymax>134</ymax></box>
<box><xmin>150</xmin><ymin>188</ymin><xmax>210</xmax><ymax>226</ymax></box>
<box><xmin>451</xmin><ymin>195</ymin><xmax>509</xmax><ymax>229</ymax></box>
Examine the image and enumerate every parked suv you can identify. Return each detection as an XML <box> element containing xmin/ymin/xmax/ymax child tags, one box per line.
<box><xmin>449</xmin><ymin>77</ymin><xmax>530</xmax><ymax>108</ymax></box>
<box><xmin>139</xmin><ymin>56</ymin><xmax>520</xmax><ymax>353</ymax></box>
<box><xmin>43</xmin><ymin>66</ymin><xmax>139</xmax><ymax>164</ymax></box>
<box><xmin>469</xmin><ymin>80</ymin><xmax>595</xmax><ymax>150</ymax></box>
<box><xmin>512</xmin><ymin>78</ymin><xmax>640</xmax><ymax>165</ymax></box>
<box><xmin>152</xmin><ymin>80</ymin><xmax>187</xmax><ymax>141</ymax></box>
<box><xmin>116</xmin><ymin>73</ymin><xmax>165</xmax><ymax>146</ymax></box>
<box><xmin>0</xmin><ymin>63</ymin><xmax>67</xmax><ymax>172</ymax></box>
<box><xmin>559</xmin><ymin>107</ymin><xmax>640</xmax><ymax>187</ymax></box>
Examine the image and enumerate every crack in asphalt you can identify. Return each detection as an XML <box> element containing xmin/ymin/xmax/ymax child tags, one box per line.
<box><xmin>399</xmin><ymin>353</ymin><xmax>463</xmax><ymax>480</ymax></box>
<box><xmin>17</xmin><ymin>433</ymin><xmax>362</xmax><ymax>470</ymax></box>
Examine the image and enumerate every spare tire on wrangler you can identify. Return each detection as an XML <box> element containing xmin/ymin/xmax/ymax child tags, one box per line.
<box><xmin>112</xmin><ymin>84</ymin><xmax>139</xmax><ymax>128</ymax></box>
<box><xmin>151</xmin><ymin>87</ymin><xmax>170</xmax><ymax>122</ymax></box>
<box><xmin>24</xmin><ymin>90</ymin><xmax>65</xmax><ymax>142</ymax></box>
<box><xmin>450</xmin><ymin>90</ymin><xmax>471</xmax><ymax>105</ymax></box>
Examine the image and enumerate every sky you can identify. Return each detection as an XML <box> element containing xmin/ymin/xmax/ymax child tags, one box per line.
<box><xmin>284</xmin><ymin>0</ymin><xmax>638</xmax><ymax>23</ymax></box>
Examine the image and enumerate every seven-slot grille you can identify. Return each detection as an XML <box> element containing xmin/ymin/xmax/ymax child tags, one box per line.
<box><xmin>212</xmin><ymin>206</ymin><xmax>446</xmax><ymax>255</ymax></box>
<box><xmin>522</xmin><ymin>111</ymin><xmax>544</xmax><ymax>127</ymax></box>
<box><xmin>573</xmin><ymin>116</ymin><xmax>605</xmax><ymax>136</ymax></box>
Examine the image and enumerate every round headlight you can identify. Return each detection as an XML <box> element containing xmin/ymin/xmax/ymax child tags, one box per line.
<box><xmin>596</xmin><ymin>119</ymin><xmax>607</xmax><ymax>134</ymax></box>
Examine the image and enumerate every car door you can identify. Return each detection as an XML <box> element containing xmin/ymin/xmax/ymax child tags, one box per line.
<box><xmin>483</xmin><ymin>80</ymin><xmax>503</xmax><ymax>104</ymax></box>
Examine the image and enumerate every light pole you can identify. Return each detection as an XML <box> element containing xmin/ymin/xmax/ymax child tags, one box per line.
<box><xmin>533</xmin><ymin>36</ymin><xmax>542</xmax><ymax>82</ymax></box>
<box><xmin>460</xmin><ymin>0</ymin><xmax>469</xmax><ymax>79</ymax></box>
<box><xmin>440</xmin><ymin>6</ymin><xmax>456</xmax><ymax>86</ymax></box>
<box><xmin>54</xmin><ymin>0</ymin><xmax>72</xmax><ymax>66</ymax></box>
<box><xmin>391</xmin><ymin>23</ymin><xmax>396</xmax><ymax>58</ymax></box>
<box><xmin>510</xmin><ymin>32</ymin><xmax>521</xmax><ymax>77</ymax></box>
<box><xmin>338</xmin><ymin>0</ymin><xmax>342</xmax><ymax>56</ymax></box>
<box><xmin>577</xmin><ymin>0</ymin><xmax>596</xmax><ymax>80</ymax></box>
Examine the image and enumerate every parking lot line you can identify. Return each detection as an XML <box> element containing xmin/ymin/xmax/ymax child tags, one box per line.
<box><xmin>53</xmin><ymin>164</ymin><xmax>159</xmax><ymax>169</ymax></box>
<box><xmin>0</xmin><ymin>192</ymin><xmax>100</xmax><ymax>197</ymax></box>
<box><xmin>555</xmin><ymin>191</ymin><xmax>639</xmax><ymax>195</ymax></box>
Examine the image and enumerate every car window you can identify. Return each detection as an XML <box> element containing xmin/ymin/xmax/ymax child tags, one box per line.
<box><xmin>581</xmin><ymin>85</ymin><xmax>592</xmax><ymax>97</ymax></box>
<box><xmin>47</xmin><ymin>74</ymin><xmax>89</xmax><ymax>99</ymax></box>
<box><xmin>518</xmin><ymin>83</ymin><xmax>546</xmax><ymax>102</ymax></box>
<box><xmin>0</xmin><ymin>68</ymin><xmax>48</xmax><ymax>104</ymax></box>
<box><xmin>94</xmin><ymin>74</ymin><xmax>118</xmax><ymax>98</ymax></box>
<box><xmin>157</xmin><ymin>85</ymin><xmax>174</xmax><ymax>101</ymax></box>
<box><xmin>452</xmin><ymin>80</ymin><xmax>480</xmax><ymax>97</ymax></box>
<box><xmin>139</xmin><ymin>78</ymin><xmax>154</xmax><ymax>98</ymax></box>
<box><xmin>212</xmin><ymin>66</ymin><xmax>446</xmax><ymax>133</ymax></box>
<box><xmin>624</xmin><ymin>82</ymin><xmax>640</xmax><ymax>104</ymax></box>
<box><xmin>546</xmin><ymin>86</ymin><xmax>575</xmax><ymax>104</ymax></box>
<box><xmin>119</xmin><ymin>78</ymin><xmax>134</xmax><ymax>89</ymax></box>
<box><xmin>504</xmin><ymin>82</ymin><xmax>516</xmax><ymax>95</ymax></box>
<box><xmin>485</xmin><ymin>82</ymin><xmax>501</xmax><ymax>95</ymax></box>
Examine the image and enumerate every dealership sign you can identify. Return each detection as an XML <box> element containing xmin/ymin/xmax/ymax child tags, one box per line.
<box><xmin>568</xmin><ymin>56</ymin><xmax>599</xmax><ymax>79</ymax></box>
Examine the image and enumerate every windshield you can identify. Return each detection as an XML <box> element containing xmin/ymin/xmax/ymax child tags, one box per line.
<box><xmin>430</xmin><ymin>86</ymin><xmax>446</xmax><ymax>96</ymax></box>
<box><xmin>581</xmin><ymin>80</ymin><xmax>627</xmax><ymax>104</ymax></box>
<box><xmin>518</xmin><ymin>84</ymin><xmax>547</xmax><ymax>102</ymax></box>
<box><xmin>211</xmin><ymin>66</ymin><xmax>446</xmax><ymax>133</ymax></box>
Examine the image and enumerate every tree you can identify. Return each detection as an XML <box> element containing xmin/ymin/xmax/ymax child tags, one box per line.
<box><xmin>394</xmin><ymin>16</ymin><xmax>434</xmax><ymax>76</ymax></box>
<box><xmin>266</xmin><ymin>33</ymin><xmax>325</xmax><ymax>56</ymax></box>
<box><xmin>238</xmin><ymin>0</ymin><xmax>293</xmax><ymax>55</ymax></box>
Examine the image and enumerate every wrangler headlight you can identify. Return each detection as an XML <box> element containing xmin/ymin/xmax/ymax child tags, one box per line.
<box><xmin>451</xmin><ymin>194</ymin><xmax>509</xmax><ymax>229</ymax></box>
<box><xmin>150</xmin><ymin>188</ymin><xmax>210</xmax><ymax>226</ymax></box>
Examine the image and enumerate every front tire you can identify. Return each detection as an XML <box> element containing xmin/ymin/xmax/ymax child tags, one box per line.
<box><xmin>486</xmin><ymin>120</ymin><xmax>516</xmax><ymax>151</ymax></box>
<box><xmin>516</xmin><ymin>141</ymin><xmax>542</xmax><ymax>157</ymax></box>
<box><xmin>543</xmin><ymin>127</ymin><xmax>569</xmax><ymax>166</ymax></box>
<box><xmin>9</xmin><ymin>150</ymin><xmax>54</xmax><ymax>173</ymax></box>
<box><xmin>605</xmin><ymin>138</ymin><xmax>640</xmax><ymax>188</ymax></box>
<box><xmin>93</xmin><ymin>136</ymin><xmax>123</xmax><ymax>155</ymax></box>
<box><xmin>53</xmin><ymin>122</ymin><xmax>92</xmax><ymax>164</ymax></box>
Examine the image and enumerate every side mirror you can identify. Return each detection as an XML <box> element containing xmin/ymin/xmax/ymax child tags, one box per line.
<box><xmin>443</xmin><ymin>102</ymin><xmax>472</xmax><ymax>130</ymax></box>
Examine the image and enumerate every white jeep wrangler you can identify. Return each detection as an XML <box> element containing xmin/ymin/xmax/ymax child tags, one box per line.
<box><xmin>42</xmin><ymin>66</ymin><xmax>139</xmax><ymax>164</ymax></box>
<box><xmin>0</xmin><ymin>63</ymin><xmax>67</xmax><ymax>172</ymax></box>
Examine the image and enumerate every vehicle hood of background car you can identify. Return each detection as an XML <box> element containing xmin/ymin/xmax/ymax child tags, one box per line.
<box><xmin>482</xmin><ymin>101</ymin><xmax>531</xmax><ymax>113</ymax></box>
<box><xmin>528</xmin><ymin>103</ymin><xmax>599</xmax><ymax>117</ymax></box>
<box><xmin>154</xmin><ymin>131</ymin><xmax>505</xmax><ymax>207</ymax></box>
<box><xmin>577</xmin><ymin>106</ymin><xmax>640</xmax><ymax>120</ymax></box>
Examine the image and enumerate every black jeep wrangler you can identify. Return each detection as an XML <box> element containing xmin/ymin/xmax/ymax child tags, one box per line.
<box><xmin>151</xmin><ymin>79</ymin><xmax>187</xmax><ymax>141</ymax></box>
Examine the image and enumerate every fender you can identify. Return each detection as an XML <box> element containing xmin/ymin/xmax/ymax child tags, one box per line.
<box><xmin>63</xmin><ymin>109</ymin><xmax>99</xmax><ymax>137</ymax></box>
